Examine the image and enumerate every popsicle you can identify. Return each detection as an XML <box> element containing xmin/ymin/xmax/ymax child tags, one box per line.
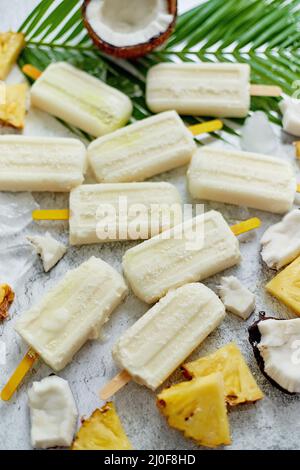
<box><xmin>88</xmin><ymin>111</ymin><xmax>197</xmax><ymax>183</ymax></box>
<box><xmin>69</xmin><ymin>182</ymin><xmax>182</xmax><ymax>245</ymax></box>
<box><xmin>187</xmin><ymin>147</ymin><xmax>296</xmax><ymax>214</ymax></box>
<box><xmin>30</xmin><ymin>62</ymin><xmax>133</xmax><ymax>137</ymax></box>
<box><xmin>146</xmin><ymin>63</ymin><xmax>282</xmax><ymax>118</ymax></box>
<box><xmin>101</xmin><ymin>283</ymin><xmax>225</xmax><ymax>397</ymax></box>
<box><xmin>0</xmin><ymin>136</ymin><xmax>86</xmax><ymax>192</ymax></box>
<box><xmin>122</xmin><ymin>210</ymin><xmax>241</xmax><ymax>304</ymax></box>
<box><xmin>1</xmin><ymin>257</ymin><xmax>127</xmax><ymax>400</ymax></box>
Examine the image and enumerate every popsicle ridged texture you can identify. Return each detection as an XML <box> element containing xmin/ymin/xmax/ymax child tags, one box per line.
<box><xmin>69</xmin><ymin>182</ymin><xmax>182</xmax><ymax>245</ymax></box>
<box><xmin>31</xmin><ymin>62</ymin><xmax>133</xmax><ymax>137</ymax></box>
<box><xmin>146</xmin><ymin>63</ymin><xmax>250</xmax><ymax>118</ymax></box>
<box><xmin>0</xmin><ymin>136</ymin><xmax>86</xmax><ymax>192</ymax></box>
<box><xmin>113</xmin><ymin>283</ymin><xmax>226</xmax><ymax>390</ymax></box>
<box><xmin>188</xmin><ymin>147</ymin><xmax>296</xmax><ymax>214</ymax></box>
<box><xmin>122</xmin><ymin>210</ymin><xmax>241</xmax><ymax>304</ymax></box>
<box><xmin>88</xmin><ymin>111</ymin><xmax>196</xmax><ymax>183</ymax></box>
<box><xmin>15</xmin><ymin>257</ymin><xmax>128</xmax><ymax>371</ymax></box>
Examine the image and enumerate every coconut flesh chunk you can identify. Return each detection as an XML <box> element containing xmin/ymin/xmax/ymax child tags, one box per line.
<box><xmin>86</xmin><ymin>0</ymin><xmax>173</xmax><ymax>47</ymax></box>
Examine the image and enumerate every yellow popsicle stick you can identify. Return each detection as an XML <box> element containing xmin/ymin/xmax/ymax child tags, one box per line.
<box><xmin>297</xmin><ymin>184</ymin><xmax>300</xmax><ymax>193</ymax></box>
<box><xmin>32</xmin><ymin>209</ymin><xmax>70</xmax><ymax>221</ymax></box>
<box><xmin>230</xmin><ymin>217</ymin><xmax>261</xmax><ymax>236</ymax></box>
<box><xmin>188</xmin><ymin>119</ymin><xmax>223</xmax><ymax>136</ymax></box>
<box><xmin>22</xmin><ymin>64</ymin><xmax>42</xmax><ymax>80</ymax></box>
<box><xmin>294</xmin><ymin>142</ymin><xmax>300</xmax><ymax>159</ymax></box>
<box><xmin>1</xmin><ymin>348</ymin><xmax>39</xmax><ymax>401</ymax></box>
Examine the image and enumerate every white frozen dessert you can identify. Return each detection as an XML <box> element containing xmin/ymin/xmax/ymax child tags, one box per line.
<box><xmin>88</xmin><ymin>111</ymin><xmax>196</xmax><ymax>183</ymax></box>
<box><xmin>187</xmin><ymin>147</ymin><xmax>296</xmax><ymax>214</ymax></box>
<box><xmin>113</xmin><ymin>283</ymin><xmax>226</xmax><ymax>390</ymax></box>
<box><xmin>28</xmin><ymin>376</ymin><xmax>78</xmax><ymax>449</ymax></box>
<box><xmin>260</xmin><ymin>210</ymin><xmax>300</xmax><ymax>269</ymax></box>
<box><xmin>122</xmin><ymin>210</ymin><xmax>241</xmax><ymax>304</ymax></box>
<box><xmin>69</xmin><ymin>182</ymin><xmax>181</xmax><ymax>245</ymax></box>
<box><xmin>279</xmin><ymin>97</ymin><xmax>300</xmax><ymax>137</ymax></box>
<box><xmin>258</xmin><ymin>318</ymin><xmax>300</xmax><ymax>393</ymax></box>
<box><xmin>27</xmin><ymin>233</ymin><xmax>67</xmax><ymax>272</ymax></box>
<box><xmin>31</xmin><ymin>62</ymin><xmax>132</xmax><ymax>137</ymax></box>
<box><xmin>146</xmin><ymin>62</ymin><xmax>250</xmax><ymax>117</ymax></box>
<box><xmin>0</xmin><ymin>136</ymin><xmax>86</xmax><ymax>192</ymax></box>
<box><xmin>219</xmin><ymin>276</ymin><xmax>255</xmax><ymax>320</ymax></box>
<box><xmin>15</xmin><ymin>257</ymin><xmax>128</xmax><ymax>371</ymax></box>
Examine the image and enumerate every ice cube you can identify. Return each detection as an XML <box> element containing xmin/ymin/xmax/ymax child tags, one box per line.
<box><xmin>0</xmin><ymin>192</ymin><xmax>38</xmax><ymax>237</ymax></box>
<box><xmin>241</xmin><ymin>111</ymin><xmax>278</xmax><ymax>155</ymax></box>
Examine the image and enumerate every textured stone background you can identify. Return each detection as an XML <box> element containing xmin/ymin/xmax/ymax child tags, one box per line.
<box><xmin>0</xmin><ymin>0</ymin><xmax>299</xmax><ymax>451</ymax></box>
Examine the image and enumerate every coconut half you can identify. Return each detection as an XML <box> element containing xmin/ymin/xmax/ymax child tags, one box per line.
<box><xmin>82</xmin><ymin>0</ymin><xmax>177</xmax><ymax>59</ymax></box>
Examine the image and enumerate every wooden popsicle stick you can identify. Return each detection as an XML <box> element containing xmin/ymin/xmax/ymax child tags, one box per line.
<box><xmin>294</xmin><ymin>142</ymin><xmax>300</xmax><ymax>159</ymax></box>
<box><xmin>1</xmin><ymin>348</ymin><xmax>39</xmax><ymax>401</ymax></box>
<box><xmin>32</xmin><ymin>209</ymin><xmax>70</xmax><ymax>221</ymax></box>
<box><xmin>22</xmin><ymin>64</ymin><xmax>42</xmax><ymax>80</ymax></box>
<box><xmin>100</xmin><ymin>370</ymin><xmax>131</xmax><ymax>401</ymax></box>
<box><xmin>250</xmin><ymin>84</ymin><xmax>282</xmax><ymax>97</ymax></box>
<box><xmin>297</xmin><ymin>184</ymin><xmax>300</xmax><ymax>193</ymax></box>
<box><xmin>230</xmin><ymin>217</ymin><xmax>261</xmax><ymax>236</ymax></box>
<box><xmin>188</xmin><ymin>119</ymin><xmax>223</xmax><ymax>136</ymax></box>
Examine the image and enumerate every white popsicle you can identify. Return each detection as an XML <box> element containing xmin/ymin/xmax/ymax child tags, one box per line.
<box><xmin>31</xmin><ymin>62</ymin><xmax>133</xmax><ymax>137</ymax></box>
<box><xmin>88</xmin><ymin>111</ymin><xmax>196</xmax><ymax>183</ymax></box>
<box><xmin>122</xmin><ymin>210</ymin><xmax>241</xmax><ymax>304</ymax></box>
<box><xmin>0</xmin><ymin>136</ymin><xmax>86</xmax><ymax>192</ymax></box>
<box><xmin>187</xmin><ymin>147</ymin><xmax>296</xmax><ymax>214</ymax></box>
<box><xmin>15</xmin><ymin>257</ymin><xmax>128</xmax><ymax>371</ymax></box>
<box><xmin>146</xmin><ymin>63</ymin><xmax>250</xmax><ymax>118</ymax></box>
<box><xmin>69</xmin><ymin>182</ymin><xmax>182</xmax><ymax>245</ymax></box>
<box><xmin>113</xmin><ymin>283</ymin><xmax>226</xmax><ymax>390</ymax></box>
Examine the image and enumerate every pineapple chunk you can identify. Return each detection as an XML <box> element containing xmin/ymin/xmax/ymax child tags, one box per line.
<box><xmin>0</xmin><ymin>83</ymin><xmax>27</xmax><ymax>129</ymax></box>
<box><xmin>71</xmin><ymin>402</ymin><xmax>132</xmax><ymax>450</ymax></box>
<box><xmin>266</xmin><ymin>255</ymin><xmax>300</xmax><ymax>316</ymax></box>
<box><xmin>0</xmin><ymin>284</ymin><xmax>15</xmax><ymax>320</ymax></box>
<box><xmin>183</xmin><ymin>342</ymin><xmax>263</xmax><ymax>406</ymax></box>
<box><xmin>0</xmin><ymin>32</ymin><xmax>25</xmax><ymax>80</ymax></box>
<box><xmin>157</xmin><ymin>373</ymin><xmax>231</xmax><ymax>448</ymax></box>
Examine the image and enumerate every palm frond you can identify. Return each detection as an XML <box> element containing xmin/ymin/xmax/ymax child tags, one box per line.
<box><xmin>18</xmin><ymin>0</ymin><xmax>300</xmax><ymax>139</ymax></box>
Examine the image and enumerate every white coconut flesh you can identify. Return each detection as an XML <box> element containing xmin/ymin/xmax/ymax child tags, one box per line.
<box><xmin>86</xmin><ymin>0</ymin><xmax>173</xmax><ymax>47</ymax></box>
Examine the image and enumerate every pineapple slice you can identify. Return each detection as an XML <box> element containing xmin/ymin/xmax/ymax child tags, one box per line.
<box><xmin>0</xmin><ymin>284</ymin><xmax>15</xmax><ymax>320</ymax></box>
<box><xmin>0</xmin><ymin>83</ymin><xmax>27</xmax><ymax>129</ymax></box>
<box><xmin>157</xmin><ymin>373</ymin><xmax>231</xmax><ymax>448</ymax></box>
<box><xmin>0</xmin><ymin>32</ymin><xmax>25</xmax><ymax>80</ymax></box>
<box><xmin>183</xmin><ymin>342</ymin><xmax>263</xmax><ymax>406</ymax></box>
<box><xmin>71</xmin><ymin>402</ymin><xmax>132</xmax><ymax>450</ymax></box>
<box><xmin>266</xmin><ymin>255</ymin><xmax>300</xmax><ymax>316</ymax></box>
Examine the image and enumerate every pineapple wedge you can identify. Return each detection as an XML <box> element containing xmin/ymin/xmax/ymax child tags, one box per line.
<box><xmin>183</xmin><ymin>342</ymin><xmax>263</xmax><ymax>406</ymax></box>
<box><xmin>0</xmin><ymin>83</ymin><xmax>27</xmax><ymax>129</ymax></box>
<box><xmin>157</xmin><ymin>373</ymin><xmax>231</xmax><ymax>448</ymax></box>
<box><xmin>71</xmin><ymin>402</ymin><xmax>132</xmax><ymax>450</ymax></box>
<box><xmin>0</xmin><ymin>283</ymin><xmax>15</xmax><ymax>320</ymax></box>
<box><xmin>266</xmin><ymin>255</ymin><xmax>300</xmax><ymax>316</ymax></box>
<box><xmin>0</xmin><ymin>32</ymin><xmax>25</xmax><ymax>80</ymax></box>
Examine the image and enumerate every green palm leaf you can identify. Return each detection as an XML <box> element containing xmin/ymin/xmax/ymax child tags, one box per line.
<box><xmin>18</xmin><ymin>0</ymin><xmax>300</xmax><ymax>139</ymax></box>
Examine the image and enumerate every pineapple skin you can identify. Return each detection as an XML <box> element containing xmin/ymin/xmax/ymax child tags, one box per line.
<box><xmin>71</xmin><ymin>402</ymin><xmax>132</xmax><ymax>450</ymax></box>
<box><xmin>157</xmin><ymin>373</ymin><xmax>231</xmax><ymax>448</ymax></box>
<box><xmin>183</xmin><ymin>342</ymin><xmax>264</xmax><ymax>406</ymax></box>
<box><xmin>0</xmin><ymin>32</ymin><xmax>25</xmax><ymax>80</ymax></box>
